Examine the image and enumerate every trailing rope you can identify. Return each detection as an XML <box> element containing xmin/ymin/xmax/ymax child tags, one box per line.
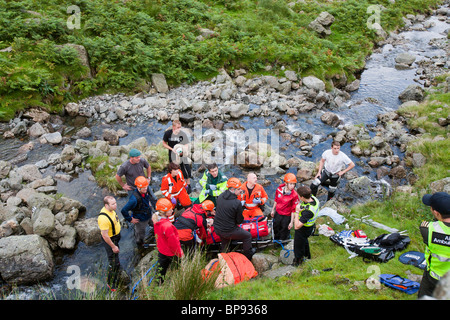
<box><xmin>130</xmin><ymin>262</ymin><xmax>157</xmax><ymax>300</ymax></box>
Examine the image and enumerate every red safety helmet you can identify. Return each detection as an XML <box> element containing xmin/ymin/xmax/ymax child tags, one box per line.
<box><xmin>135</xmin><ymin>176</ymin><xmax>149</xmax><ymax>188</ymax></box>
<box><xmin>284</xmin><ymin>173</ymin><xmax>297</xmax><ymax>184</ymax></box>
<box><xmin>227</xmin><ymin>177</ymin><xmax>242</xmax><ymax>189</ymax></box>
<box><xmin>156</xmin><ymin>198</ymin><xmax>172</xmax><ymax>212</ymax></box>
<box><xmin>201</xmin><ymin>200</ymin><xmax>215</xmax><ymax>212</ymax></box>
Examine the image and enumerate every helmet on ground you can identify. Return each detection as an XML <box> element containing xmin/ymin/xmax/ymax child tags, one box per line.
<box><xmin>227</xmin><ymin>177</ymin><xmax>242</xmax><ymax>189</ymax></box>
<box><xmin>201</xmin><ymin>200</ymin><xmax>215</xmax><ymax>212</ymax></box>
<box><xmin>135</xmin><ymin>176</ymin><xmax>149</xmax><ymax>188</ymax></box>
<box><xmin>156</xmin><ymin>198</ymin><xmax>173</xmax><ymax>212</ymax></box>
<box><xmin>284</xmin><ymin>173</ymin><xmax>297</xmax><ymax>184</ymax></box>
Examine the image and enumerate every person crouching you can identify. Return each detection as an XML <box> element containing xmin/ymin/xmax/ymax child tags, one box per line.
<box><xmin>214</xmin><ymin>177</ymin><xmax>255</xmax><ymax>261</ymax></box>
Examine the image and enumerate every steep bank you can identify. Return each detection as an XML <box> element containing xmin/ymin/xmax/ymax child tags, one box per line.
<box><xmin>0</xmin><ymin>0</ymin><xmax>444</xmax><ymax>121</ymax></box>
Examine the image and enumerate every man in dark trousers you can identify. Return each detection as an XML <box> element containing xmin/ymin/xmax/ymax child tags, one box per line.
<box><xmin>417</xmin><ymin>192</ymin><xmax>450</xmax><ymax>298</ymax></box>
<box><xmin>98</xmin><ymin>196</ymin><xmax>122</xmax><ymax>291</ymax></box>
<box><xmin>214</xmin><ymin>177</ymin><xmax>255</xmax><ymax>261</ymax></box>
<box><xmin>121</xmin><ymin>176</ymin><xmax>153</xmax><ymax>249</ymax></box>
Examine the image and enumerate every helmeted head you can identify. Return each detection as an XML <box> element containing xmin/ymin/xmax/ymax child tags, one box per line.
<box><xmin>135</xmin><ymin>176</ymin><xmax>149</xmax><ymax>189</ymax></box>
<box><xmin>156</xmin><ymin>198</ymin><xmax>173</xmax><ymax>214</ymax></box>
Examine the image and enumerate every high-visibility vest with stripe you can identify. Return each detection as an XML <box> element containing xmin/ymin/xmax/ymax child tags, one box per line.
<box><xmin>299</xmin><ymin>196</ymin><xmax>320</xmax><ymax>227</ymax></box>
<box><xmin>426</xmin><ymin>221</ymin><xmax>450</xmax><ymax>280</ymax></box>
<box><xmin>161</xmin><ymin>170</ymin><xmax>186</xmax><ymax>198</ymax></box>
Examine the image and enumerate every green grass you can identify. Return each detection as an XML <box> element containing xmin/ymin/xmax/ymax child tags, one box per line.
<box><xmin>201</xmin><ymin>84</ymin><xmax>450</xmax><ymax>300</ymax></box>
<box><xmin>0</xmin><ymin>0</ymin><xmax>443</xmax><ymax>121</ymax></box>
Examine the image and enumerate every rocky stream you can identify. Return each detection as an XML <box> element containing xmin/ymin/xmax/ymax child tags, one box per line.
<box><xmin>0</xmin><ymin>5</ymin><xmax>449</xmax><ymax>299</ymax></box>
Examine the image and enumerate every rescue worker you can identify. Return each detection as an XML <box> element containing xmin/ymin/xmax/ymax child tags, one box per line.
<box><xmin>293</xmin><ymin>186</ymin><xmax>320</xmax><ymax>266</ymax></box>
<box><xmin>310</xmin><ymin>141</ymin><xmax>355</xmax><ymax>201</ymax></box>
<box><xmin>214</xmin><ymin>177</ymin><xmax>255</xmax><ymax>261</ymax></box>
<box><xmin>121</xmin><ymin>176</ymin><xmax>153</xmax><ymax>248</ymax></box>
<box><xmin>115</xmin><ymin>148</ymin><xmax>157</xmax><ymax>208</ymax></box>
<box><xmin>239</xmin><ymin>172</ymin><xmax>268</xmax><ymax>220</ymax></box>
<box><xmin>98</xmin><ymin>196</ymin><xmax>122</xmax><ymax>291</ymax></box>
<box><xmin>197</xmin><ymin>163</ymin><xmax>228</xmax><ymax>206</ymax></box>
<box><xmin>162</xmin><ymin>120</ymin><xmax>192</xmax><ymax>193</ymax></box>
<box><xmin>418</xmin><ymin>192</ymin><xmax>450</xmax><ymax>298</ymax></box>
<box><xmin>271</xmin><ymin>173</ymin><xmax>299</xmax><ymax>242</ymax></box>
<box><xmin>173</xmin><ymin>200</ymin><xmax>215</xmax><ymax>252</ymax></box>
<box><xmin>160</xmin><ymin>162</ymin><xmax>192</xmax><ymax>213</ymax></box>
<box><xmin>152</xmin><ymin>198</ymin><xmax>184</xmax><ymax>284</ymax></box>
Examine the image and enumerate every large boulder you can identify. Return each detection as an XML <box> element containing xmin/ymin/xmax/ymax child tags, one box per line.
<box><xmin>74</xmin><ymin>217</ymin><xmax>102</xmax><ymax>246</ymax></box>
<box><xmin>16</xmin><ymin>164</ymin><xmax>42</xmax><ymax>182</ymax></box>
<box><xmin>302</xmin><ymin>76</ymin><xmax>326</xmax><ymax>91</ymax></box>
<box><xmin>0</xmin><ymin>234</ymin><xmax>54</xmax><ymax>285</ymax></box>
<box><xmin>32</xmin><ymin>208</ymin><xmax>55</xmax><ymax>236</ymax></box>
<box><xmin>399</xmin><ymin>85</ymin><xmax>424</xmax><ymax>102</ymax></box>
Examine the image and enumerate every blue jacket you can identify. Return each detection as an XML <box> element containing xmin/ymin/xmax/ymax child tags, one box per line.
<box><xmin>121</xmin><ymin>189</ymin><xmax>152</xmax><ymax>222</ymax></box>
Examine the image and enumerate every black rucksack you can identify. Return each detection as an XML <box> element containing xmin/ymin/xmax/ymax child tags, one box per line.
<box><xmin>370</xmin><ymin>233</ymin><xmax>410</xmax><ymax>251</ymax></box>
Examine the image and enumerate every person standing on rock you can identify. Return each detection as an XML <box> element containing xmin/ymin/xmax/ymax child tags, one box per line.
<box><xmin>98</xmin><ymin>196</ymin><xmax>122</xmax><ymax>291</ymax></box>
<box><xmin>271</xmin><ymin>173</ymin><xmax>299</xmax><ymax>242</ymax></box>
<box><xmin>417</xmin><ymin>192</ymin><xmax>450</xmax><ymax>298</ymax></box>
<box><xmin>293</xmin><ymin>186</ymin><xmax>320</xmax><ymax>266</ymax></box>
<box><xmin>214</xmin><ymin>177</ymin><xmax>255</xmax><ymax>261</ymax></box>
<box><xmin>115</xmin><ymin>148</ymin><xmax>157</xmax><ymax>208</ymax></box>
<box><xmin>162</xmin><ymin>120</ymin><xmax>192</xmax><ymax>194</ymax></box>
<box><xmin>310</xmin><ymin>141</ymin><xmax>355</xmax><ymax>201</ymax></box>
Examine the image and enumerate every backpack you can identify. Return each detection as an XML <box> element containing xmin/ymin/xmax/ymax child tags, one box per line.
<box><xmin>371</xmin><ymin>233</ymin><xmax>410</xmax><ymax>251</ymax></box>
<box><xmin>379</xmin><ymin>274</ymin><xmax>420</xmax><ymax>295</ymax></box>
<box><xmin>330</xmin><ymin>231</ymin><xmax>395</xmax><ymax>263</ymax></box>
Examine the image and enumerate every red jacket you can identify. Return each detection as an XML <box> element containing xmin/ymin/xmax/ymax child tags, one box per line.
<box><xmin>160</xmin><ymin>170</ymin><xmax>186</xmax><ymax>198</ymax></box>
<box><xmin>274</xmin><ymin>183</ymin><xmax>299</xmax><ymax>216</ymax></box>
<box><xmin>173</xmin><ymin>204</ymin><xmax>208</xmax><ymax>241</ymax></box>
<box><xmin>154</xmin><ymin>218</ymin><xmax>183</xmax><ymax>257</ymax></box>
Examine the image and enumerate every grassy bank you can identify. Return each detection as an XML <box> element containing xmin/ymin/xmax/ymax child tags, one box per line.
<box><xmin>0</xmin><ymin>0</ymin><xmax>443</xmax><ymax>121</ymax></box>
<box><xmin>200</xmin><ymin>77</ymin><xmax>449</xmax><ymax>300</ymax></box>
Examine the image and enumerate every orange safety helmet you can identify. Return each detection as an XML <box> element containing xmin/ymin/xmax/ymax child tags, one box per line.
<box><xmin>155</xmin><ymin>198</ymin><xmax>173</xmax><ymax>212</ymax></box>
<box><xmin>283</xmin><ymin>173</ymin><xmax>297</xmax><ymax>184</ymax></box>
<box><xmin>227</xmin><ymin>177</ymin><xmax>242</xmax><ymax>189</ymax></box>
<box><xmin>135</xmin><ymin>176</ymin><xmax>149</xmax><ymax>188</ymax></box>
<box><xmin>201</xmin><ymin>200</ymin><xmax>215</xmax><ymax>212</ymax></box>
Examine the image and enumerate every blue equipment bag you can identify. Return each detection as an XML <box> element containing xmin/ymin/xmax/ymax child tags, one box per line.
<box><xmin>379</xmin><ymin>274</ymin><xmax>420</xmax><ymax>295</ymax></box>
<box><xmin>398</xmin><ymin>251</ymin><xmax>426</xmax><ymax>270</ymax></box>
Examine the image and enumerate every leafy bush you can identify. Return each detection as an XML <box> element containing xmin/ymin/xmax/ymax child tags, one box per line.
<box><xmin>0</xmin><ymin>0</ymin><xmax>443</xmax><ymax>120</ymax></box>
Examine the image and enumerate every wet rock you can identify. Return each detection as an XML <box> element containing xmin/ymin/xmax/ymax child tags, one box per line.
<box><xmin>28</xmin><ymin>122</ymin><xmax>47</xmax><ymax>138</ymax></box>
<box><xmin>0</xmin><ymin>234</ymin><xmax>54</xmax><ymax>285</ymax></box>
<box><xmin>16</xmin><ymin>164</ymin><xmax>42</xmax><ymax>182</ymax></box>
<box><xmin>42</xmin><ymin>132</ymin><xmax>62</xmax><ymax>144</ymax></box>
<box><xmin>399</xmin><ymin>85</ymin><xmax>425</xmax><ymax>102</ymax></box>
<box><xmin>65</xmin><ymin>102</ymin><xmax>80</xmax><ymax>116</ymax></box>
<box><xmin>74</xmin><ymin>217</ymin><xmax>102</xmax><ymax>246</ymax></box>
<box><xmin>321</xmin><ymin>111</ymin><xmax>341</xmax><ymax>127</ymax></box>
<box><xmin>395</xmin><ymin>52</ymin><xmax>416</xmax><ymax>65</ymax></box>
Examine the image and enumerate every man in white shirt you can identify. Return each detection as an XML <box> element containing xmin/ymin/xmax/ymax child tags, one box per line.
<box><xmin>310</xmin><ymin>141</ymin><xmax>355</xmax><ymax>201</ymax></box>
